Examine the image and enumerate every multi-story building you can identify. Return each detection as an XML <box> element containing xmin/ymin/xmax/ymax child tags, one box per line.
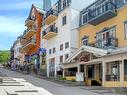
<box><xmin>20</xmin><ymin>4</ymin><xmax>44</xmax><ymax>72</ymax></box>
<box><xmin>13</xmin><ymin>37</ymin><xmax>24</xmax><ymax>65</ymax></box>
<box><xmin>10</xmin><ymin>45</ymin><xmax>14</xmax><ymax>65</ymax></box>
<box><xmin>64</xmin><ymin>0</ymin><xmax>127</xmax><ymax>87</ymax></box>
<box><xmin>41</xmin><ymin>0</ymin><xmax>87</xmax><ymax>77</ymax></box>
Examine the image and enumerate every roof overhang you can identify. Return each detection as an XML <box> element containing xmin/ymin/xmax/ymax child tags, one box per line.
<box><xmin>65</xmin><ymin>45</ymin><xmax>108</xmax><ymax>63</ymax></box>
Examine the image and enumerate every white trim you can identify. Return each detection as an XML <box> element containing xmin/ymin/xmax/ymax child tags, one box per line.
<box><xmin>82</xmin><ymin>12</ymin><xmax>88</xmax><ymax>25</ymax></box>
<box><xmin>124</xmin><ymin>22</ymin><xmax>127</xmax><ymax>39</ymax></box>
<box><xmin>65</xmin><ymin>45</ymin><xmax>108</xmax><ymax>63</ymax></box>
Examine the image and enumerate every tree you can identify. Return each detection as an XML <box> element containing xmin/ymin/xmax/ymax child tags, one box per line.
<box><xmin>0</xmin><ymin>51</ymin><xmax>10</xmax><ymax>64</ymax></box>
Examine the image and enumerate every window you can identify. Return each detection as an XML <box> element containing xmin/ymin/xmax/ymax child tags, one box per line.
<box><xmin>65</xmin><ymin>42</ymin><xmax>69</xmax><ymax>49</ymax></box>
<box><xmin>82</xmin><ymin>13</ymin><xmax>88</xmax><ymax>24</ymax></box>
<box><xmin>49</xmin><ymin>49</ymin><xmax>52</xmax><ymax>54</ymax></box>
<box><xmin>109</xmin><ymin>26</ymin><xmax>116</xmax><ymax>37</ymax></box>
<box><xmin>124</xmin><ymin>22</ymin><xmax>127</xmax><ymax>39</ymax></box>
<box><xmin>62</xmin><ymin>15</ymin><xmax>67</xmax><ymax>26</ymax></box>
<box><xmin>82</xmin><ymin>37</ymin><xmax>88</xmax><ymax>45</ymax></box>
<box><xmin>60</xmin><ymin>55</ymin><xmax>63</xmax><ymax>63</ymax></box>
<box><xmin>65</xmin><ymin>54</ymin><xmax>69</xmax><ymax>60</ymax></box>
<box><xmin>49</xmin><ymin>58</ymin><xmax>55</xmax><ymax>77</ymax></box>
<box><xmin>124</xmin><ymin>0</ymin><xmax>127</xmax><ymax>3</ymax></box>
<box><xmin>60</xmin><ymin>44</ymin><xmax>63</xmax><ymax>51</ymax></box>
<box><xmin>124</xmin><ymin>60</ymin><xmax>127</xmax><ymax>81</ymax></box>
<box><xmin>53</xmin><ymin>48</ymin><xmax>56</xmax><ymax>53</ymax></box>
<box><xmin>63</xmin><ymin>0</ymin><xmax>67</xmax><ymax>9</ymax></box>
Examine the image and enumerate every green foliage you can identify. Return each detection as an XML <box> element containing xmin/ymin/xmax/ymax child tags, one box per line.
<box><xmin>71</xmin><ymin>79</ymin><xmax>76</xmax><ymax>82</ymax></box>
<box><xmin>58</xmin><ymin>76</ymin><xmax>66</xmax><ymax>80</ymax></box>
<box><xmin>0</xmin><ymin>51</ymin><xmax>10</xmax><ymax>64</ymax></box>
<box><xmin>31</xmin><ymin>56</ymin><xmax>37</xmax><ymax>61</ymax></box>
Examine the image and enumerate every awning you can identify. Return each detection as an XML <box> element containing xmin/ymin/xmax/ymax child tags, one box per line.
<box><xmin>65</xmin><ymin>45</ymin><xmax>108</xmax><ymax>63</ymax></box>
<box><xmin>31</xmin><ymin>48</ymin><xmax>47</xmax><ymax>56</ymax></box>
<box><xmin>109</xmin><ymin>47</ymin><xmax>127</xmax><ymax>55</ymax></box>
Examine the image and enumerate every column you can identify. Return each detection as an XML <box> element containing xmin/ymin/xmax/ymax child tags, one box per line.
<box><xmin>55</xmin><ymin>62</ymin><xmax>57</xmax><ymax>78</ymax></box>
<box><xmin>39</xmin><ymin>55</ymin><xmax>42</xmax><ymax>69</ymax></box>
<box><xmin>102</xmin><ymin>61</ymin><xmax>106</xmax><ymax>87</ymax></box>
<box><xmin>120</xmin><ymin>60</ymin><xmax>124</xmax><ymax>87</ymax></box>
<box><xmin>47</xmin><ymin>60</ymin><xmax>49</xmax><ymax>77</ymax></box>
<box><xmin>77</xmin><ymin>64</ymin><xmax>80</xmax><ymax>73</ymax></box>
<box><xmin>63</xmin><ymin>69</ymin><xmax>65</xmax><ymax>78</ymax></box>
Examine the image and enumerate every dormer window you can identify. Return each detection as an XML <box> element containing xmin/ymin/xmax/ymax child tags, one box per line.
<box><xmin>82</xmin><ymin>12</ymin><xmax>88</xmax><ymax>25</ymax></box>
<box><xmin>82</xmin><ymin>36</ymin><xmax>88</xmax><ymax>45</ymax></box>
<box><xmin>63</xmin><ymin>0</ymin><xmax>67</xmax><ymax>9</ymax></box>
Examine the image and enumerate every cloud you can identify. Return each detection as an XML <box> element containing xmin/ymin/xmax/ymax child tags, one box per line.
<box><xmin>0</xmin><ymin>1</ymin><xmax>42</xmax><ymax>11</ymax></box>
<box><xmin>0</xmin><ymin>16</ymin><xmax>25</xmax><ymax>37</ymax></box>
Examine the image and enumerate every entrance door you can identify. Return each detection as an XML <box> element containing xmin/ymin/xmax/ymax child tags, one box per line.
<box><xmin>87</xmin><ymin>65</ymin><xmax>94</xmax><ymax>79</ymax></box>
<box><xmin>99</xmin><ymin>64</ymin><xmax>102</xmax><ymax>81</ymax></box>
<box><xmin>102</xmin><ymin>31</ymin><xmax>110</xmax><ymax>47</ymax></box>
<box><xmin>49</xmin><ymin>58</ymin><xmax>55</xmax><ymax>77</ymax></box>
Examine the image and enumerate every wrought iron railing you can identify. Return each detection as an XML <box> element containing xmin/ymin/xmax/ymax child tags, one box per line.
<box><xmin>87</xmin><ymin>36</ymin><xmax>118</xmax><ymax>49</ymax></box>
<box><xmin>106</xmin><ymin>74</ymin><xmax>120</xmax><ymax>81</ymax></box>
<box><xmin>65</xmin><ymin>71</ymin><xmax>76</xmax><ymax>76</ymax></box>
<box><xmin>44</xmin><ymin>9</ymin><xmax>58</xmax><ymax>20</ymax></box>
<box><xmin>22</xmin><ymin>38</ymin><xmax>36</xmax><ymax>47</ymax></box>
<box><xmin>25</xmin><ymin>16</ymin><xmax>35</xmax><ymax>24</ymax></box>
<box><xmin>42</xmin><ymin>25</ymin><xmax>58</xmax><ymax>37</ymax></box>
<box><xmin>88</xmin><ymin>1</ymin><xmax>116</xmax><ymax>20</ymax></box>
<box><xmin>23</xmin><ymin>27</ymin><xmax>36</xmax><ymax>36</ymax></box>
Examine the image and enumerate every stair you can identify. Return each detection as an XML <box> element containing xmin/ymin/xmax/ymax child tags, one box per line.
<box><xmin>91</xmin><ymin>80</ymin><xmax>101</xmax><ymax>86</ymax></box>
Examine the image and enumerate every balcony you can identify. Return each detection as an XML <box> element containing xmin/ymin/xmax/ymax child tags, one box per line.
<box><xmin>25</xmin><ymin>17</ymin><xmax>35</xmax><ymax>27</ymax></box>
<box><xmin>21</xmin><ymin>38</ymin><xmax>36</xmax><ymax>53</ymax></box>
<box><xmin>88</xmin><ymin>2</ymin><xmax>117</xmax><ymax>25</ymax></box>
<box><xmin>23</xmin><ymin>28</ymin><xmax>36</xmax><ymax>39</ymax></box>
<box><xmin>43</xmin><ymin>9</ymin><xmax>58</xmax><ymax>25</ymax></box>
<box><xmin>87</xmin><ymin>37</ymin><xmax>118</xmax><ymax>49</ymax></box>
<box><xmin>42</xmin><ymin>25</ymin><xmax>58</xmax><ymax>40</ymax></box>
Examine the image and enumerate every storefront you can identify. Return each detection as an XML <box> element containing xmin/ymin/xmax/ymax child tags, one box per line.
<box><xmin>63</xmin><ymin>46</ymin><xmax>127</xmax><ymax>87</ymax></box>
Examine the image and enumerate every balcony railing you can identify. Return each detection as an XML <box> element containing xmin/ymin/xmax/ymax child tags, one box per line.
<box><xmin>25</xmin><ymin>17</ymin><xmax>35</xmax><ymax>26</ymax></box>
<box><xmin>42</xmin><ymin>25</ymin><xmax>58</xmax><ymax>40</ymax></box>
<box><xmin>43</xmin><ymin>9</ymin><xmax>58</xmax><ymax>25</ymax></box>
<box><xmin>87</xmin><ymin>36</ymin><xmax>118</xmax><ymax>49</ymax></box>
<box><xmin>106</xmin><ymin>75</ymin><xmax>120</xmax><ymax>81</ymax></box>
<box><xmin>88</xmin><ymin>1</ymin><xmax>117</xmax><ymax>25</ymax></box>
<box><xmin>65</xmin><ymin>71</ymin><xmax>76</xmax><ymax>76</ymax></box>
<box><xmin>23</xmin><ymin>28</ymin><xmax>36</xmax><ymax>39</ymax></box>
<box><xmin>21</xmin><ymin>38</ymin><xmax>36</xmax><ymax>52</ymax></box>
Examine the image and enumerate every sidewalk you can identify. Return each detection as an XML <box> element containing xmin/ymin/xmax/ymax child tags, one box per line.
<box><xmin>3</xmin><ymin>67</ymin><xmax>127</xmax><ymax>95</ymax></box>
<box><xmin>29</xmin><ymin>71</ymin><xmax>127</xmax><ymax>95</ymax></box>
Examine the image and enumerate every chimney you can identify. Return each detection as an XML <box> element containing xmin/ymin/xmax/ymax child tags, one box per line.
<box><xmin>43</xmin><ymin>0</ymin><xmax>51</xmax><ymax>12</ymax></box>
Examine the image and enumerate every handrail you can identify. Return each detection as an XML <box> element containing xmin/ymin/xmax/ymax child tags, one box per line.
<box><xmin>88</xmin><ymin>1</ymin><xmax>116</xmax><ymax>20</ymax></box>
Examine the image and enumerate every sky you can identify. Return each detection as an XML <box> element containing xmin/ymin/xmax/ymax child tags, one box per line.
<box><xmin>0</xmin><ymin>0</ymin><xmax>95</xmax><ymax>50</ymax></box>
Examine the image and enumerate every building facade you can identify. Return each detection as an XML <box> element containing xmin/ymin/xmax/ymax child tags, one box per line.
<box><xmin>20</xmin><ymin>4</ymin><xmax>44</xmax><ymax>72</ymax></box>
<box><xmin>41</xmin><ymin>0</ymin><xmax>87</xmax><ymax>77</ymax></box>
<box><xmin>64</xmin><ymin>0</ymin><xmax>127</xmax><ymax>87</ymax></box>
<box><xmin>13</xmin><ymin>37</ymin><xmax>24</xmax><ymax>65</ymax></box>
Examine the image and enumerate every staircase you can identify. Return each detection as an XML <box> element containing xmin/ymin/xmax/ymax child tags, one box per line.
<box><xmin>91</xmin><ymin>80</ymin><xmax>101</xmax><ymax>86</ymax></box>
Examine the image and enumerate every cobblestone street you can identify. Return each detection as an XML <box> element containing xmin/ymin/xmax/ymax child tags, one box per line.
<box><xmin>0</xmin><ymin>68</ymin><xmax>125</xmax><ymax>95</ymax></box>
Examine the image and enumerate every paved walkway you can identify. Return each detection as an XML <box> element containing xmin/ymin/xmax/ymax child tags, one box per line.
<box><xmin>0</xmin><ymin>68</ymin><xmax>125</xmax><ymax>95</ymax></box>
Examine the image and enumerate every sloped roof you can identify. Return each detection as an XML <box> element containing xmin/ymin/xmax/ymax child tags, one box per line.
<box><xmin>33</xmin><ymin>4</ymin><xmax>46</xmax><ymax>14</ymax></box>
<box><xmin>109</xmin><ymin>47</ymin><xmax>127</xmax><ymax>55</ymax></box>
<box><xmin>65</xmin><ymin>45</ymin><xmax>108</xmax><ymax>63</ymax></box>
<box><xmin>65</xmin><ymin>45</ymin><xmax>127</xmax><ymax>64</ymax></box>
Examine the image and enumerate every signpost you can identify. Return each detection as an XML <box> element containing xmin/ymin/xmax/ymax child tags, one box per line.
<box><xmin>76</xmin><ymin>72</ymin><xmax>84</xmax><ymax>82</ymax></box>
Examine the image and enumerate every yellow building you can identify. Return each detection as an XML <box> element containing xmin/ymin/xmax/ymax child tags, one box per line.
<box><xmin>63</xmin><ymin>0</ymin><xmax>127</xmax><ymax>87</ymax></box>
